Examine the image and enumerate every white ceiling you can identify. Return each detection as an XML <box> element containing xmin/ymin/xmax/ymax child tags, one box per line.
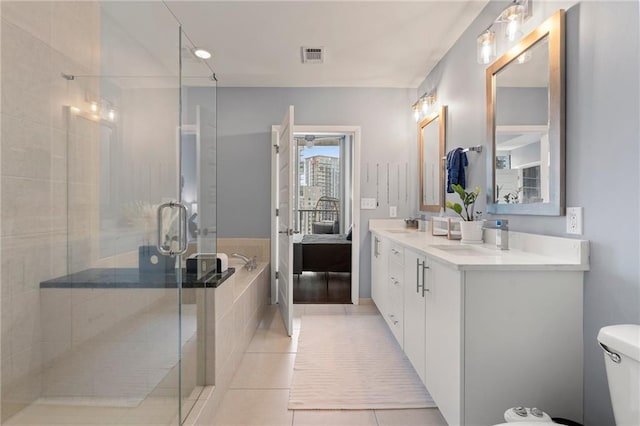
<box><xmin>164</xmin><ymin>1</ymin><xmax>489</xmax><ymax>88</ymax></box>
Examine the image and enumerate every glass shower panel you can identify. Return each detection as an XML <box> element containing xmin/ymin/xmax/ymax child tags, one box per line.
<box><xmin>179</xmin><ymin>31</ymin><xmax>218</xmax><ymax>422</ymax></box>
<box><xmin>38</xmin><ymin>2</ymin><xmax>184</xmax><ymax>425</ymax></box>
<box><xmin>51</xmin><ymin>73</ymin><xmax>183</xmax><ymax>424</ymax></box>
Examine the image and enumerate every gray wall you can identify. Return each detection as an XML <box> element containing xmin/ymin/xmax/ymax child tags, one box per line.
<box><xmin>418</xmin><ymin>1</ymin><xmax>639</xmax><ymax>424</ymax></box>
<box><xmin>216</xmin><ymin>87</ymin><xmax>416</xmax><ymax>297</ymax></box>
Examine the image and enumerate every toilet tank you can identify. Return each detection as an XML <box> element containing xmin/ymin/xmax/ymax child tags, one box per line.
<box><xmin>597</xmin><ymin>325</ymin><xmax>640</xmax><ymax>426</ymax></box>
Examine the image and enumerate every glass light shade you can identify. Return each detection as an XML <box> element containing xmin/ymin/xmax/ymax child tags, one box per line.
<box><xmin>477</xmin><ymin>30</ymin><xmax>496</xmax><ymax>65</ymax></box>
<box><xmin>412</xmin><ymin>103</ymin><xmax>421</xmax><ymax>122</ymax></box>
<box><xmin>502</xmin><ymin>4</ymin><xmax>525</xmax><ymax>41</ymax></box>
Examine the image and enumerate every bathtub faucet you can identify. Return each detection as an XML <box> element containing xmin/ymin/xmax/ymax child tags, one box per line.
<box><xmin>231</xmin><ymin>253</ymin><xmax>257</xmax><ymax>271</ymax></box>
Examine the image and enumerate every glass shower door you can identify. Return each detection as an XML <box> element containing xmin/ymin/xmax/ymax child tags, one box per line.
<box><xmin>40</xmin><ymin>3</ymin><xmax>199</xmax><ymax>425</ymax></box>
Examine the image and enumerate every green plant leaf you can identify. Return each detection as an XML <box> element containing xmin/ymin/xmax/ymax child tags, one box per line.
<box><xmin>446</xmin><ymin>202</ymin><xmax>462</xmax><ymax>215</ymax></box>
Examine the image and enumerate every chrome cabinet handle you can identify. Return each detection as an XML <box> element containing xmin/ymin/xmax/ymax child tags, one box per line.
<box><xmin>157</xmin><ymin>201</ymin><xmax>188</xmax><ymax>256</ymax></box>
<box><xmin>416</xmin><ymin>259</ymin><xmax>424</xmax><ymax>293</ymax></box>
<box><xmin>374</xmin><ymin>237</ymin><xmax>380</xmax><ymax>257</ymax></box>
<box><xmin>391</xmin><ymin>248</ymin><xmax>400</xmax><ymax>255</ymax></box>
<box><xmin>422</xmin><ymin>262</ymin><xmax>430</xmax><ymax>296</ymax></box>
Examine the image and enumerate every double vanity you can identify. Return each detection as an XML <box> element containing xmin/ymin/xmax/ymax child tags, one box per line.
<box><xmin>370</xmin><ymin>219</ymin><xmax>589</xmax><ymax>426</ymax></box>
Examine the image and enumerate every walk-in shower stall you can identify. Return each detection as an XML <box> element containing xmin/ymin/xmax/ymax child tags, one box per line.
<box><xmin>1</xmin><ymin>2</ymin><xmax>217</xmax><ymax>424</ymax></box>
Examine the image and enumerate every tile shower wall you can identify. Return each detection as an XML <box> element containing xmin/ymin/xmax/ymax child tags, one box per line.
<box><xmin>0</xmin><ymin>2</ymin><xmax>101</xmax><ymax>419</ymax></box>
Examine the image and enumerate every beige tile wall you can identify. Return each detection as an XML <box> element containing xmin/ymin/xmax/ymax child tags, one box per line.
<box><xmin>216</xmin><ymin>238</ymin><xmax>270</xmax><ymax>263</ymax></box>
<box><xmin>0</xmin><ymin>1</ymin><xmax>101</xmax><ymax>419</ymax></box>
<box><xmin>203</xmin><ymin>262</ymin><xmax>270</xmax><ymax>413</ymax></box>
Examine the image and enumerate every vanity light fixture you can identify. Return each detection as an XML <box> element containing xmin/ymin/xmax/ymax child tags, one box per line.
<box><xmin>411</xmin><ymin>92</ymin><xmax>437</xmax><ymax>122</ymax></box>
<box><xmin>108</xmin><ymin>109</ymin><xmax>116</xmax><ymax>121</ymax></box>
<box><xmin>499</xmin><ymin>3</ymin><xmax>526</xmax><ymax>42</ymax></box>
<box><xmin>412</xmin><ymin>102</ymin><xmax>421</xmax><ymax>122</ymax></box>
<box><xmin>193</xmin><ymin>48</ymin><xmax>211</xmax><ymax>60</ymax></box>
<box><xmin>421</xmin><ymin>93</ymin><xmax>437</xmax><ymax>114</ymax></box>
<box><xmin>477</xmin><ymin>29</ymin><xmax>496</xmax><ymax>65</ymax></box>
<box><xmin>477</xmin><ymin>0</ymin><xmax>532</xmax><ymax>65</ymax></box>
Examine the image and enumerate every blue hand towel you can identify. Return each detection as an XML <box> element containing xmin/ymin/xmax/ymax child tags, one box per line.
<box><xmin>446</xmin><ymin>147</ymin><xmax>468</xmax><ymax>193</ymax></box>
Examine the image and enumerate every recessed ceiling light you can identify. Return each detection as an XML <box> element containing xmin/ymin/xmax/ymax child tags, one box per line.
<box><xmin>193</xmin><ymin>48</ymin><xmax>211</xmax><ymax>60</ymax></box>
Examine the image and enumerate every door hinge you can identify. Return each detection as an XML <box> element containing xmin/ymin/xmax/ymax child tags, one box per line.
<box><xmin>275</xmin><ymin>208</ymin><xmax>279</xmax><ymax>216</ymax></box>
<box><xmin>274</xmin><ymin>144</ymin><xmax>280</xmax><ymax>154</ymax></box>
<box><xmin>275</xmin><ymin>271</ymin><xmax>279</xmax><ymax>279</ymax></box>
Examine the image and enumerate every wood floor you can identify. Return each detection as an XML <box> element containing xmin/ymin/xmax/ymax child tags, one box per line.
<box><xmin>293</xmin><ymin>272</ymin><xmax>352</xmax><ymax>304</ymax></box>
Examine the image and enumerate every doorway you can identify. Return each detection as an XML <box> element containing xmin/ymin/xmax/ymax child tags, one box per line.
<box><xmin>271</xmin><ymin>125</ymin><xmax>361</xmax><ymax>307</ymax></box>
<box><xmin>293</xmin><ymin>133</ymin><xmax>352</xmax><ymax>303</ymax></box>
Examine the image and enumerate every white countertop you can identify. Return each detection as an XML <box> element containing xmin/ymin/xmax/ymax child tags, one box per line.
<box><xmin>370</xmin><ymin>220</ymin><xmax>589</xmax><ymax>272</ymax></box>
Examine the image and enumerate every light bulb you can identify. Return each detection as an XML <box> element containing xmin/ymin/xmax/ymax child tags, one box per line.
<box><xmin>108</xmin><ymin>109</ymin><xmax>116</xmax><ymax>121</ymax></box>
<box><xmin>516</xmin><ymin>50</ymin><xmax>532</xmax><ymax>64</ymax></box>
<box><xmin>477</xmin><ymin>30</ymin><xmax>496</xmax><ymax>65</ymax></box>
<box><xmin>413</xmin><ymin>108</ymin><xmax>420</xmax><ymax>122</ymax></box>
<box><xmin>90</xmin><ymin>101</ymin><xmax>98</xmax><ymax>112</ymax></box>
<box><xmin>506</xmin><ymin>19</ymin><xmax>520</xmax><ymax>41</ymax></box>
<box><xmin>421</xmin><ymin>98</ymin><xmax>429</xmax><ymax>114</ymax></box>
<box><xmin>502</xmin><ymin>4</ymin><xmax>524</xmax><ymax>42</ymax></box>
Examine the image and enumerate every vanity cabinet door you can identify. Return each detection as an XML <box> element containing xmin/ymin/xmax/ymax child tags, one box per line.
<box><xmin>371</xmin><ymin>234</ymin><xmax>388</xmax><ymax>316</ymax></box>
<box><xmin>424</xmin><ymin>260</ymin><xmax>463</xmax><ymax>426</ymax></box>
<box><xmin>403</xmin><ymin>248</ymin><xmax>427</xmax><ymax>384</ymax></box>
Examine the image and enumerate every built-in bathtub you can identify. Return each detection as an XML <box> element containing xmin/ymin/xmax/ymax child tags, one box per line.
<box><xmin>34</xmin><ymin>246</ymin><xmax>270</xmax><ymax>422</ymax></box>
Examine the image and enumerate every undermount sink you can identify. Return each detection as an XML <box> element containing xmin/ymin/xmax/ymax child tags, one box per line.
<box><xmin>430</xmin><ymin>244</ymin><xmax>496</xmax><ymax>256</ymax></box>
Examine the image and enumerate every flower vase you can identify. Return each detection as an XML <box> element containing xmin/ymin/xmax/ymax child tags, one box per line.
<box><xmin>459</xmin><ymin>220</ymin><xmax>484</xmax><ymax>244</ymax></box>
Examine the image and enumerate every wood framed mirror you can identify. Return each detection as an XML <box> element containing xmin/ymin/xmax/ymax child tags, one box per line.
<box><xmin>486</xmin><ymin>10</ymin><xmax>565</xmax><ymax>215</ymax></box>
<box><xmin>419</xmin><ymin>105</ymin><xmax>446</xmax><ymax>212</ymax></box>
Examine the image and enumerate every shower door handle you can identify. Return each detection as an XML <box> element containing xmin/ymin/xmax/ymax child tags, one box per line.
<box><xmin>157</xmin><ymin>201</ymin><xmax>189</xmax><ymax>256</ymax></box>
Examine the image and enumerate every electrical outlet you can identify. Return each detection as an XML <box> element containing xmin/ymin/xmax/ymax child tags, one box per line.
<box><xmin>566</xmin><ymin>207</ymin><xmax>583</xmax><ymax>235</ymax></box>
<box><xmin>389</xmin><ymin>206</ymin><xmax>397</xmax><ymax>218</ymax></box>
<box><xmin>360</xmin><ymin>198</ymin><xmax>377</xmax><ymax>210</ymax></box>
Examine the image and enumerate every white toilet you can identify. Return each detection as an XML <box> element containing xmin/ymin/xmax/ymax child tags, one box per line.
<box><xmin>495</xmin><ymin>324</ymin><xmax>640</xmax><ymax>426</ymax></box>
<box><xmin>598</xmin><ymin>324</ymin><xmax>640</xmax><ymax>426</ymax></box>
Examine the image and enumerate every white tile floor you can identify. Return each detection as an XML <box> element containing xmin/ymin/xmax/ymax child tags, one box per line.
<box><xmin>194</xmin><ymin>304</ymin><xmax>448</xmax><ymax>426</ymax></box>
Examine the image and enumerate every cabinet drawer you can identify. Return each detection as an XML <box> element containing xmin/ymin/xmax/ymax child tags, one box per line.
<box><xmin>389</xmin><ymin>242</ymin><xmax>404</xmax><ymax>264</ymax></box>
<box><xmin>387</xmin><ymin>291</ymin><xmax>404</xmax><ymax>347</ymax></box>
<box><xmin>388</xmin><ymin>261</ymin><xmax>403</xmax><ymax>288</ymax></box>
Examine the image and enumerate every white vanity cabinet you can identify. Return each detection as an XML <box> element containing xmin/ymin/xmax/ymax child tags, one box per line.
<box><xmin>421</xmin><ymin>259</ymin><xmax>583</xmax><ymax>426</ymax></box>
<box><xmin>370</xmin><ymin>223</ymin><xmax>588</xmax><ymax>426</ymax></box>
<box><xmin>403</xmin><ymin>248</ymin><xmax>427</xmax><ymax>383</ymax></box>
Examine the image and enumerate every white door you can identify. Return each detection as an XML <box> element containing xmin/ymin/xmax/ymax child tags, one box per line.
<box><xmin>277</xmin><ymin>106</ymin><xmax>295</xmax><ymax>336</ymax></box>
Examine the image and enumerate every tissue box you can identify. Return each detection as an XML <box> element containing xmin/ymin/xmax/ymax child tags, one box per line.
<box><xmin>186</xmin><ymin>254</ymin><xmax>218</xmax><ymax>278</ymax></box>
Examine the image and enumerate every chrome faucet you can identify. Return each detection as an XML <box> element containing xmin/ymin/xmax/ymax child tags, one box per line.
<box><xmin>484</xmin><ymin>219</ymin><xmax>509</xmax><ymax>250</ymax></box>
<box><xmin>231</xmin><ymin>253</ymin><xmax>257</xmax><ymax>271</ymax></box>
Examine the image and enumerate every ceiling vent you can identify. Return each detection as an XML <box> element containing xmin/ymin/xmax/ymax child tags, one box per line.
<box><xmin>301</xmin><ymin>47</ymin><xmax>324</xmax><ymax>64</ymax></box>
